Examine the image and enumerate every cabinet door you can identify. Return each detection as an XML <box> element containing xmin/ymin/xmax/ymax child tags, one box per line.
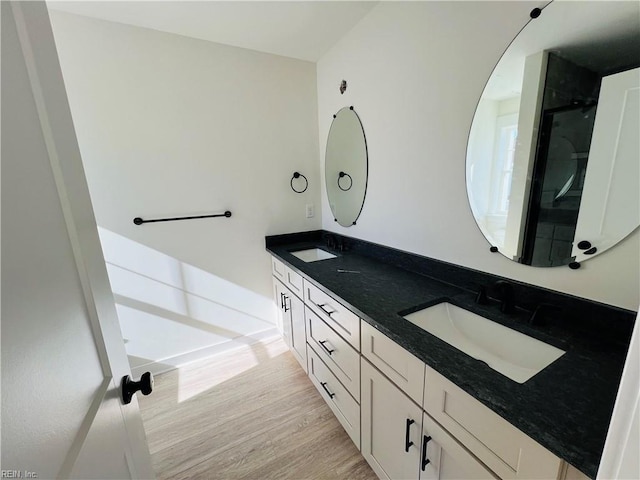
<box><xmin>362</xmin><ymin>358</ymin><xmax>422</xmax><ymax>480</ymax></box>
<box><xmin>287</xmin><ymin>292</ymin><xmax>307</xmax><ymax>372</ymax></box>
<box><xmin>273</xmin><ymin>280</ymin><xmax>291</xmax><ymax>346</ymax></box>
<box><xmin>420</xmin><ymin>412</ymin><xmax>497</xmax><ymax>480</ymax></box>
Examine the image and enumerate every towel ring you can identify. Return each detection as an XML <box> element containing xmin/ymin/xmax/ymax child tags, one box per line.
<box><xmin>291</xmin><ymin>172</ymin><xmax>308</xmax><ymax>193</ymax></box>
<box><xmin>338</xmin><ymin>171</ymin><xmax>353</xmax><ymax>191</ymax></box>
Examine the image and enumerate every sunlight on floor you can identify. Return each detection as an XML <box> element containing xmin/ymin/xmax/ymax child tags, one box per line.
<box><xmin>176</xmin><ymin>335</ymin><xmax>289</xmax><ymax>403</ymax></box>
<box><xmin>97</xmin><ymin>227</ymin><xmax>277</xmax><ymax>370</ymax></box>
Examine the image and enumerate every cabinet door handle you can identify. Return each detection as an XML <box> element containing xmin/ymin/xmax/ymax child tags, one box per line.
<box><xmin>320</xmin><ymin>381</ymin><xmax>335</xmax><ymax>399</ymax></box>
<box><xmin>405</xmin><ymin>418</ymin><xmax>415</xmax><ymax>452</ymax></box>
<box><xmin>316</xmin><ymin>303</ymin><xmax>335</xmax><ymax>317</ymax></box>
<box><xmin>283</xmin><ymin>295</ymin><xmax>290</xmax><ymax>312</ymax></box>
<box><xmin>319</xmin><ymin>340</ymin><xmax>335</xmax><ymax>355</ymax></box>
<box><xmin>280</xmin><ymin>292</ymin><xmax>285</xmax><ymax>309</ymax></box>
<box><xmin>421</xmin><ymin>435</ymin><xmax>432</xmax><ymax>470</ymax></box>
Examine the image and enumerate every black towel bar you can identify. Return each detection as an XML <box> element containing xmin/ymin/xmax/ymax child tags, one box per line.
<box><xmin>133</xmin><ymin>211</ymin><xmax>232</xmax><ymax>225</ymax></box>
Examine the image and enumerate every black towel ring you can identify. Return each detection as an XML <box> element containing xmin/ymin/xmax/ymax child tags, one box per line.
<box><xmin>338</xmin><ymin>171</ymin><xmax>353</xmax><ymax>191</ymax></box>
<box><xmin>291</xmin><ymin>172</ymin><xmax>308</xmax><ymax>193</ymax></box>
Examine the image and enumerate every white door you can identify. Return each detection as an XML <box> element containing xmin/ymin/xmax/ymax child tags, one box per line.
<box><xmin>572</xmin><ymin>67</ymin><xmax>640</xmax><ymax>261</ymax></box>
<box><xmin>2</xmin><ymin>2</ymin><xmax>154</xmax><ymax>478</ymax></box>
<box><xmin>361</xmin><ymin>359</ymin><xmax>422</xmax><ymax>480</ymax></box>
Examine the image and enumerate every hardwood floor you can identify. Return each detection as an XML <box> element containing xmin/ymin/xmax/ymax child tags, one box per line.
<box><xmin>138</xmin><ymin>337</ymin><xmax>376</xmax><ymax>480</ymax></box>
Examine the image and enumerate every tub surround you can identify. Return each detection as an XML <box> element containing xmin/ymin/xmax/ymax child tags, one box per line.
<box><xmin>266</xmin><ymin>230</ymin><xmax>636</xmax><ymax>478</ymax></box>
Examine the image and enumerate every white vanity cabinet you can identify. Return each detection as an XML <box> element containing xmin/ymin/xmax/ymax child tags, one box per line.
<box><xmin>270</xmin><ymin>256</ymin><xmax>361</xmax><ymax>446</ymax></box>
<box><xmin>269</xmin><ymin>255</ymin><xmax>584</xmax><ymax>480</ymax></box>
<box><xmin>360</xmin><ymin>319</ymin><xmax>565</xmax><ymax>480</ymax></box>
<box><xmin>305</xmin><ymin>281</ymin><xmax>360</xmax><ymax>349</ymax></box>
<box><xmin>308</xmin><ymin>348</ymin><xmax>361</xmax><ymax>446</ymax></box>
<box><xmin>420</xmin><ymin>411</ymin><xmax>497</xmax><ymax>480</ymax></box>
<box><xmin>306</xmin><ymin>307</ymin><xmax>360</xmax><ymax>400</ymax></box>
<box><xmin>361</xmin><ymin>358</ymin><xmax>423</xmax><ymax>480</ymax></box>
<box><xmin>303</xmin><ymin>278</ymin><xmax>362</xmax><ymax>447</ymax></box>
<box><xmin>361</xmin><ymin>321</ymin><xmax>425</xmax><ymax>405</ymax></box>
<box><xmin>272</xmin><ymin>258</ymin><xmax>307</xmax><ymax>372</ymax></box>
<box><xmin>423</xmin><ymin>367</ymin><xmax>563</xmax><ymax>480</ymax></box>
<box><xmin>361</xmin><ymin>354</ymin><xmax>501</xmax><ymax>480</ymax></box>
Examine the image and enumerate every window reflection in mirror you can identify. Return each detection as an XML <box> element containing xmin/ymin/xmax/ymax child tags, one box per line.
<box><xmin>467</xmin><ymin>1</ymin><xmax>640</xmax><ymax>267</ymax></box>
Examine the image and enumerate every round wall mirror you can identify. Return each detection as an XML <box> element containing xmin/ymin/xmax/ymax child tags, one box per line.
<box><xmin>326</xmin><ymin>106</ymin><xmax>368</xmax><ymax>227</ymax></box>
<box><xmin>466</xmin><ymin>1</ymin><xmax>639</xmax><ymax>267</ymax></box>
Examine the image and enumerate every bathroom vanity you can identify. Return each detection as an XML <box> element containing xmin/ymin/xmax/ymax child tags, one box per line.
<box><xmin>266</xmin><ymin>231</ymin><xmax>635</xmax><ymax>480</ymax></box>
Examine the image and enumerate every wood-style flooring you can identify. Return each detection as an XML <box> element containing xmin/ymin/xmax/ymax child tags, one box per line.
<box><xmin>138</xmin><ymin>337</ymin><xmax>376</xmax><ymax>480</ymax></box>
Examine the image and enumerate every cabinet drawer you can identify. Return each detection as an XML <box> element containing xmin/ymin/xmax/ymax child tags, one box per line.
<box><xmin>304</xmin><ymin>281</ymin><xmax>360</xmax><ymax>350</ymax></box>
<box><xmin>306</xmin><ymin>308</ymin><xmax>360</xmax><ymax>401</ymax></box>
<box><xmin>271</xmin><ymin>256</ymin><xmax>304</xmax><ymax>299</ymax></box>
<box><xmin>272</xmin><ymin>256</ymin><xmax>287</xmax><ymax>282</ymax></box>
<box><xmin>308</xmin><ymin>349</ymin><xmax>360</xmax><ymax>448</ymax></box>
<box><xmin>284</xmin><ymin>265</ymin><xmax>303</xmax><ymax>299</ymax></box>
<box><xmin>361</xmin><ymin>320</ymin><xmax>425</xmax><ymax>405</ymax></box>
<box><xmin>424</xmin><ymin>366</ymin><xmax>562</xmax><ymax>480</ymax></box>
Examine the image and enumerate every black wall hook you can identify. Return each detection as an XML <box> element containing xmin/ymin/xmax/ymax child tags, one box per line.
<box><xmin>338</xmin><ymin>171</ymin><xmax>353</xmax><ymax>191</ymax></box>
<box><xmin>291</xmin><ymin>172</ymin><xmax>308</xmax><ymax>193</ymax></box>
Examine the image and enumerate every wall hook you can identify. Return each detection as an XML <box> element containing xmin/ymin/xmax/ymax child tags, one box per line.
<box><xmin>291</xmin><ymin>172</ymin><xmax>308</xmax><ymax>193</ymax></box>
<box><xmin>340</xmin><ymin>80</ymin><xmax>347</xmax><ymax>94</ymax></box>
<box><xmin>338</xmin><ymin>171</ymin><xmax>353</xmax><ymax>191</ymax></box>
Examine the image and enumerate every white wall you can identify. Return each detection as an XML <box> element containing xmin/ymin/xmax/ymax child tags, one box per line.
<box><xmin>317</xmin><ymin>1</ymin><xmax>639</xmax><ymax>311</ymax></box>
<box><xmin>598</xmin><ymin>312</ymin><xmax>640</xmax><ymax>479</ymax></box>
<box><xmin>50</xmin><ymin>11</ymin><xmax>321</xmax><ymax>371</ymax></box>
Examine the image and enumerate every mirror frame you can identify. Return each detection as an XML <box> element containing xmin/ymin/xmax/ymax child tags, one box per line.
<box><xmin>465</xmin><ymin>1</ymin><xmax>640</xmax><ymax>268</ymax></box>
<box><xmin>325</xmin><ymin>106</ymin><xmax>369</xmax><ymax>227</ymax></box>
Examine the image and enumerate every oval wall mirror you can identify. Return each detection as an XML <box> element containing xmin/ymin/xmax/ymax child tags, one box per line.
<box><xmin>326</xmin><ymin>106</ymin><xmax>368</xmax><ymax>227</ymax></box>
<box><xmin>466</xmin><ymin>1</ymin><xmax>640</xmax><ymax>267</ymax></box>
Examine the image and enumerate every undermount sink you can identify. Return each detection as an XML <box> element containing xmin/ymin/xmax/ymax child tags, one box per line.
<box><xmin>402</xmin><ymin>303</ymin><xmax>565</xmax><ymax>383</ymax></box>
<box><xmin>290</xmin><ymin>248</ymin><xmax>337</xmax><ymax>263</ymax></box>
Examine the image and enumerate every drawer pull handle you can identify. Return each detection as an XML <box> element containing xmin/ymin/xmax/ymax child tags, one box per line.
<box><xmin>283</xmin><ymin>295</ymin><xmax>290</xmax><ymax>312</ymax></box>
<box><xmin>405</xmin><ymin>419</ymin><xmax>415</xmax><ymax>452</ymax></box>
<box><xmin>320</xmin><ymin>381</ymin><xmax>335</xmax><ymax>399</ymax></box>
<box><xmin>319</xmin><ymin>340</ymin><xmax>335</xmax><ymax>355</ymax></box>
<box><xmin>317</xmin><ymin>303</ymin><xmax>335</xmax><ymax>317</ymax></box>
<box><xmin>421</xmin><ymin>435</ymin><xmax>432</xmax><ymax>470</ymax></box>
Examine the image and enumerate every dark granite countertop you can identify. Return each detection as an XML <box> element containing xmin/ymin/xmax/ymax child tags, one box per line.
<box><xmin>266</xmin><ymin>232</ymin><xmax>636</xmax><ymax>479</ymax></box>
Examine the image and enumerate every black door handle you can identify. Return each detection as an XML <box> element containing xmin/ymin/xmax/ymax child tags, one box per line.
<box><xmin>320</xmin><ymin>381</ymin><xmax>335</xmax><ymax>399</ymax></box>
<box><xmin>316</xmin><ymin>303</ymin><xmax>335</xmax><ymax>317</ymax></box>
<box><xmin>319</xmin><ymin>340</ymin><xmax>335</xmax><ymax>355</ymax></box>
<box><xmin>283</xmin><ymin>295</ymin><xmax>290</xmax><ymax>312</ymax></box>
<box><xmin>421</xmin><ymin>435</ymin><xmax>432</xmax><ymax>470</ymax></box>
<box><xmin>280</xmin><ymin>292</ymin><xmax>285</xmax><ymax>309</ymax></box>
<box><xmin>405</xmin><ymin>418</ymin><xmax>415</xmax><ymax>452</ymax></box>
<box><xmin>122</xmin><ymin>372</ymin><xmax>153</xmax><ymax>405</ymax></box>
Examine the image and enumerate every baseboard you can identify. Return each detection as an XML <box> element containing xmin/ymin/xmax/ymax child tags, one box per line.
<box><xmin>130</xmin><ymin>327</ymin><xmax>280</xmax><ymax>378</ymax></box>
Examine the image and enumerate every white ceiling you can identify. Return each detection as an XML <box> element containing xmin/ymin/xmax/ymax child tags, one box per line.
<box><xmin>47</xmin><ymin>1</ymin><xmax>378</xmax><ymax>62</ymax></box>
